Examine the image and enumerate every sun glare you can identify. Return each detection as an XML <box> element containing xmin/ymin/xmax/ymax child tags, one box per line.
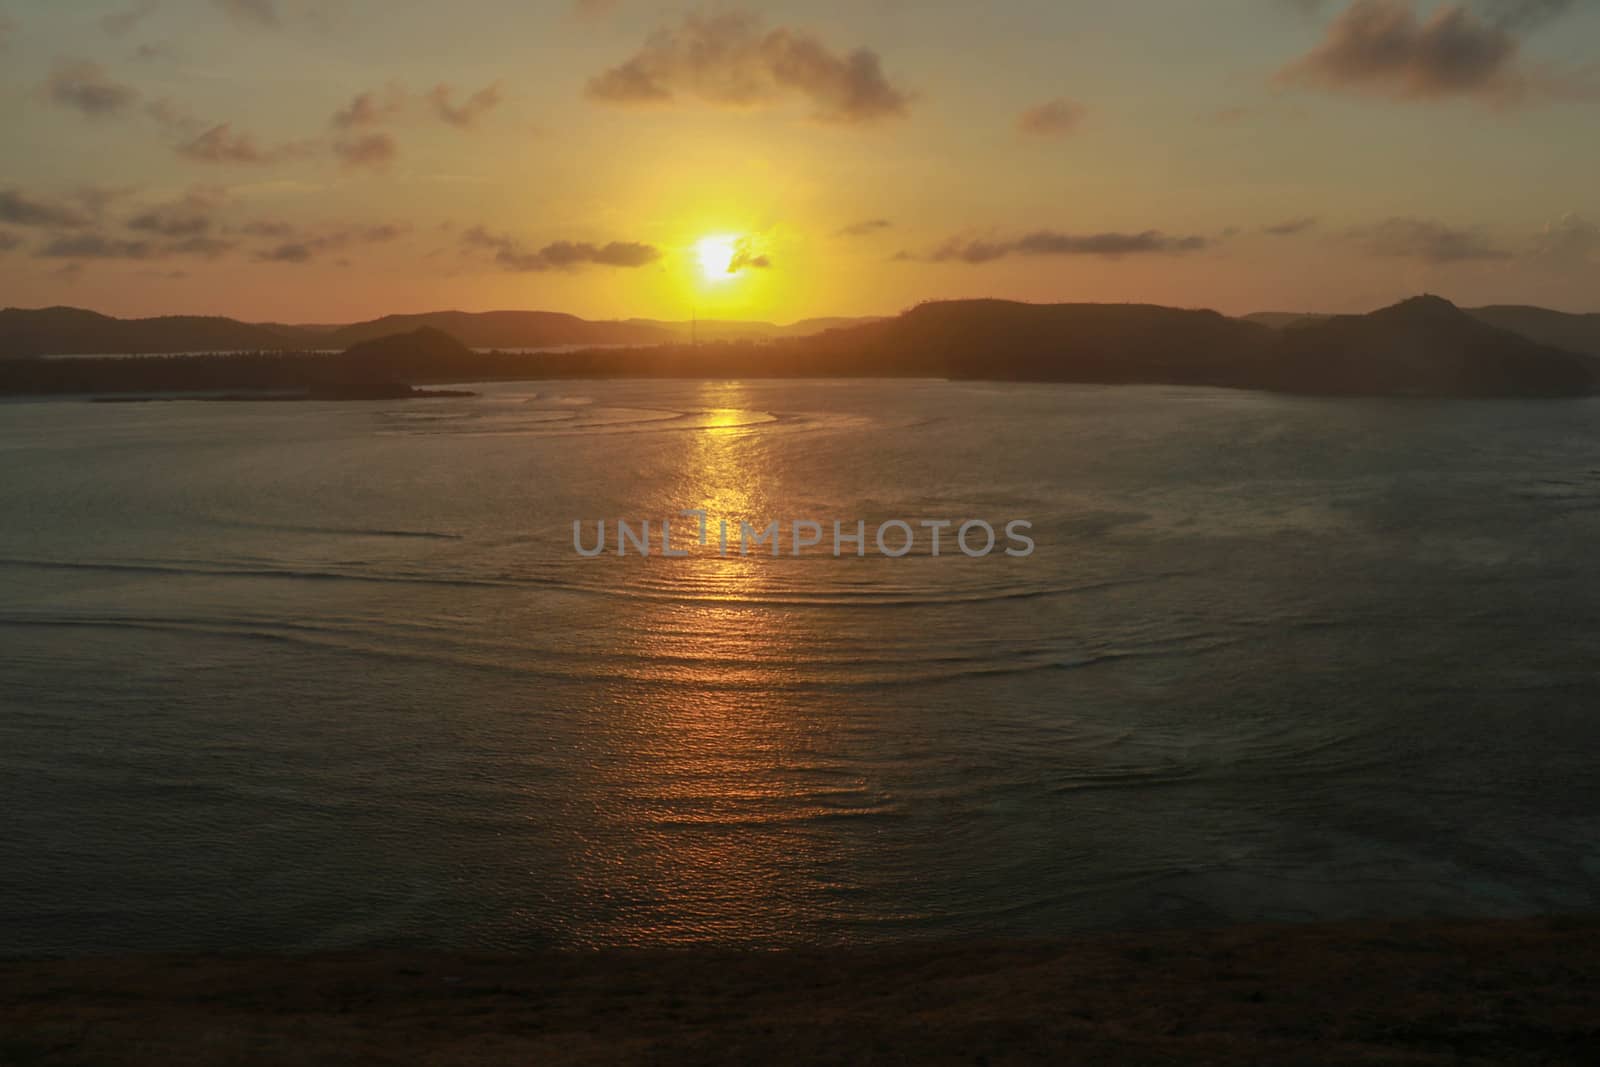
<box><xmin>696</xmin><ymin>235</ymin><xmax>739</xmax><ymax>283</ymax></box>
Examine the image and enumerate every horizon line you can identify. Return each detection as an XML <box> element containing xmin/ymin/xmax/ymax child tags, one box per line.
<box><xmin>6</xmin><ymin>295</ymin><xmax>1599</xmax><ymax>329</ymax></box>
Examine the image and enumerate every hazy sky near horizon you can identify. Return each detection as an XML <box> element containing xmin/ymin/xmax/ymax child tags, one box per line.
<box><xmin>1</xmin><ymin>0</ymin><xmax>1598</xmax><ymax>322</ymax></box>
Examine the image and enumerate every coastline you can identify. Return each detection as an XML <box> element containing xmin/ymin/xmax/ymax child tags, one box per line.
<box><xmin>4</xmin><ymin>915</ymin><xmax>1596</xmax><ymax>1065</ymax></box>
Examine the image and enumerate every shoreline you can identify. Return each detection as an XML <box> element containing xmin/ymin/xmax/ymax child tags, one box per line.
<box><xmin>4</xmin><ymin>915</ymin><xmax>1596</xmax><ymax>1064</ymax></box>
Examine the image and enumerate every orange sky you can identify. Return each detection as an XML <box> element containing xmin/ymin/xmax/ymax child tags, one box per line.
<box><xmin>1</xmin><ymin>1</ymin><xmax>1598</xmax><ymax>322</ymax></box>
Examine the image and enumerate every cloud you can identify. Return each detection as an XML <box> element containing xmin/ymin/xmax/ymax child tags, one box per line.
<box><xmin>1013</xmin><ymin>231</ymin><xmax>1211</xmax><ymax>256</ymax></box>
<box><xmin>331</xmin><ymin>86</ymin><xmax>407</xmax><ymax>129</ymax></box>
<box><xmin>1272</xmin><ymin>0</ymin><xmax>1588</xmax><ymax>103</ymax></box>
<box><xmin>727</xmin><ymin>235</ymin><xmax>771</xmax><ymax>272</ymax></box>
<box><xmin>1275</xmin><ymin>0</ymin><xmax>1580</xmax><ymax>30</ymax></box>
<box><xmin>462</xmin><ymin>226</ymin><xmax>662</xmax><ymax>271</ymax></box>
<box><xmin>912</xmin><ymin>229</ymin><xmax>1212</xmax><ymax>264</ymax></box>
<box><xmin>1207</xmin><ymin>105</ymin><xmax>1254</xmax><ymax>125</ymax></box>
<box><xmin>11</xmin><ymin>194</ymin><xmax>402</xmax><ymax>266</ymax></box>
<box><xmin>545</xmin><ymin>241</ymin><xmax>660</xmax><ymax>268</ymax></box>
<box><xmin>1263</xmin><ymin>216</ymin><xmax>1319</xmax><ymax>236</ymax></box>
<box><xmin>0</xmin><ymin>188</ymin><xmax>92</xmax><ymax>228</ymax></box>
<box><xmin>252</xmin><ymin>223</ymin><xmax>408</xmax><ymax>263</ymax></box>
<box><xmin>1485</xmin><ymin>0</ymin><xmax>1576</xmax><ymax>31</ymax></box>
<box><xmin>0</xmin><ymin>231</ymin><xmax>21</xmax><ymax>252</ymax></box>
<box><xmin>1017</xmin><ymin>98</ymin><xmax>1087</xmax><ymax>137</ymax></box>
<box><xmin>177</xmin><ymin>125</ymin><xmax>263</xmax><ymax>164</ymax></box>
<box><xmin>134</xmin><ymin>41</ymin><xmax>178</xmax><ymax>62</ymax></box>
<box><xmin>126</xmin><ymin>211</ymin><xmax>207</xmax><ymax>240</ymax></box>
<box><xmin>212</xmin><ymin>0</ymin><xmax>346</xmax><ymax>30</ymax></box>
<box><xmin>35</xmin><ymin>234</ymin><xmax>155</xmax><ymax>260</ymax></box>
<box><xmin>177</xmin><ymin>124</ymin><xmax>312</xmax><ymax>165</ymax></box>
<box><xmin>1531</xmin><ymin>212</ymin><xmax>1600</xmax><ymax>266</ymax></box>
<box><xmin>586</xmin><ymin>11</ymin><xmax>911</xmax><ymax>125</ymax></box>
<box><xmin>126</xmin><ymin>189</ymin><xmax>225</xmax><ymax>238</ymax></box>
<box><xmin>574</xmin><ymin>0</ymin><xmax>618</xmax><ymax>18</ymax></box>
<box><xmin>213</xmin><ymin>0</ymin><xmax>279</xmax><ymax>27</ymax></box>
<box><xmin>44</xmin><ymin>60</ymin><xmax>141</xmax><ymax>118</ymax></box>
<box><xmin>102</xmin><ymin>1</ymin><xmax>160</xmax><ymax>38</ymax></box>
<box><xmin>429</xmin><ymin>82</ymin><xmax>503</xmax><ymax>129</ymax></box>
<box><xmin>237</xmin><ymin>219</ymin><xmax>296</xmax><ymax>238</ymax></box>
<box><xmin>836</xmin><ymin>218</ymin><xmax>892</xmax><ymax>238</ymax></box>
<box><xmin>1353</xmin><ymin>217</ymin><xmax>1512</xmax><ymax>261</ymax></box>
<box><xmin>165</xmin><ymin>236</ymin><xmax>236</xmax><ymax>259</ymax></box>
<box><xmin>0</xmin><ymin>15</ymin><xmax>15</xmax><ymax>52</ymax></box>
<box><xmin>257</xmin><ymin>242</ymin><xmax>313</xmax><ymax>262</ymax></box>
<box><xmin>32</xmin><ymin>215</ymin><xmax>240</xmax><ymax>262</ymax></box>
<box><xmin>146</xmin><ymin>97</ymin><xmax>205</xmax><ymax>136</ymax></box>
<box><xmin>357</xmin><ymin>223</ymin><xmax>406</xmax><ymax>243</ymax></box>
<box><xmin>76</xmin><ymin>186</ymin><xmax>138</xmax><ymax>220</ymax></box>
<box><xmin>333</xmin><ymin>132</ymin><xmax>399</xmax><ymax>169</ymax></box>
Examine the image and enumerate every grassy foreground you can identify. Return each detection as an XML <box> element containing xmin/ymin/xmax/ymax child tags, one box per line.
<box><xmin>2</xmin><ymin>916</ymin><xmax>1597</xmax><ymax>1065</ymax></box>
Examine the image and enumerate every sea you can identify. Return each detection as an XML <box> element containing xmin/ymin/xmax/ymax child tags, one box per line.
<box><xmin>2</xmin><ymin>379</ymin><xmax>1597</xmax><ymax>955</ymax></box>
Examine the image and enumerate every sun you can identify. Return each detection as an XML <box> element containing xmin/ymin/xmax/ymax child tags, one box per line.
<box><xmin>696</xmin><ymin>235</ymin><xmax>739</xmax><ymax>283</ymax></box>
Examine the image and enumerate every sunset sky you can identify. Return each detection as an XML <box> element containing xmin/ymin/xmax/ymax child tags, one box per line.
<box><xmin>1</xmin><ymin>0</ymin><xmax>1597</xmax><ymax>323</ymax></box>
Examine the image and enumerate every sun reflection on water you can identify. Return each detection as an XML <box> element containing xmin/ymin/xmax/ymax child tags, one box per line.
<box><xmin>565</xmin><ymin>381</ymin><xmax>849</xmax><ymax>945</ymax></box>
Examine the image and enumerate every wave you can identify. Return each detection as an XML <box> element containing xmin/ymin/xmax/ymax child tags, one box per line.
<box><xmin>203</xmin><ymin>520</ymin><xmax>464</xmax><ymax>540</ymax></box>
<box><xmin>0</xmin><ymin>555</ymin><xmax>1177</xmax><ymax>610</ymax></box>
<box><xmin>377</xmin><ymin>405</ymin><xmax>796</xmax><ymax>440</ymax></box>
<box><xmin>0</xmin><ymin>557</ymin><xmax>505</xmax><ymax>589</ymax></box>
<box><xmin>0</xmin><ymin>609</ymin><xmax>1242</xmax><ymax>692</ymax></box>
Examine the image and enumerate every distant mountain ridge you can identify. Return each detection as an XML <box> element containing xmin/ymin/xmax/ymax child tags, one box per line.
<box><xmin>9</xmin><ymin>300</ymin><xmax>1597</xmax><ymax>367</ymax></box>
<box><xmin>1465</xmin><ymin>306</ymin><xmax>1600</xmax><ymax>358</ymax></box>
<box><xmin>800</xmin><ymin>299</ymin><xmax>1277</xmax><ymax>385</ymax></box>
<box><xmin>783</xmin><ymin>295</ymin><xmax>1595</xmax><ymax>395</ymax></box>
<box><xmin>0</xmin><ymin>307</ymin><xmax>305</xmax><ymax>358</ymax></box>
<box><xmin>1242</xmin><ymin>312</ymin><xmax>1332</xmax><ymax>330</ymax></box>
<box><xmin>7</xmin><ymin>295</ymin><xmax>1592</xmax><ymax>399</ymax></box>
<box><xmin>1251</xmin><ymin>305</ymin><xmax>1600</xmax><ymax>358</ymax></box>
<box><xmin>320</xmin><ymin>311</ymin><xmax>672</xmax><ymax>350</ymax></box>
<box><xmin>0</xmin><ymin>305</ymin><xmax>883</xmax><ymax>358</ymax></box>
<box><xmin>1263</xmin><ymin>295</ymin><xmax>1596</xmax><ymax>396</ymax></box>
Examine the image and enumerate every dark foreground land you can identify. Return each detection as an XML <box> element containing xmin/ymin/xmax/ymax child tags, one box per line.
<box><xmin>2</xmin><ymin>916</ymin><xmax>1596</xmax><ymax>1065</ymax></box>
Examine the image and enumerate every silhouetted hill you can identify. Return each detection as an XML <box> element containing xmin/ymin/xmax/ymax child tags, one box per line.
<box><xmin>1248</xmin><ymin>305</ymin><xmax>1600</xmax><ymax>360</ymax></box>
<box><xmin>2</xmin><ymin>297</ymin><xmax>1594</xmax><ymax>398</ymax></box>
<box><xmin>796</xmin><ymin>299</ymin><xmax>1279</xmax><ymax>384</ymax></box>
<box><xmin>796</xmin><ymin>296</ymin><xmax>1597</xmax><ymax>395</ymax></box>
<box><xmin>335</xmin><ymin>326</ymin><xmax>478</xmax><ymax>379</ymax></box>
<box><xmin>0</xmin><ymin>327</ymin><xmax>514</xmax><ymax>396</ymax></box>
<box><xmin>1243</xmin><ymin>312</ymin><xmax>1332</xmax><ymax>330</ymax></box>
<box><xmin>784</xmin><ymin>316</ymin><xmax>886</xmax><ymax>337</ymax></box>
<box><xmin>0</xmin><ymin>306</ymin><xmax>308</xmax><ymax>357</ymax></box>
<box><xmin>325</xmin><ymin>311</ymin><xmax>671</xmax><ymax>349</ymax></box>
<box><xmin>1268</xmin><ymin>296</ymin><xmax>1597</xmax><ymax>396</ymax></box>
<box><xmin>1467</xmin><ymin>306</ymin><xmax>1600</xmax><ymax>358</ymax></box>
<box><xmin>0</xmin><ymin>306</ymin><xmax>677</xmax><ymax>358</ymax></box>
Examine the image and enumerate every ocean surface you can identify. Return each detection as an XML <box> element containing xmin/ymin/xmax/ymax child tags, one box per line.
<box><xmin>2</xmin><ymin>379</ymin><xmax>1598</xmax><ymax>956</ymax></box>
